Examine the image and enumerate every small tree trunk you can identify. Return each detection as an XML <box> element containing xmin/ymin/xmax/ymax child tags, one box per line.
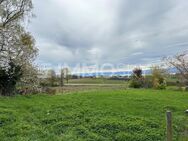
<box><xmin>60</xmin><ymin>72</ymin><xmax>64</xmax><ymax>87</ymax></box>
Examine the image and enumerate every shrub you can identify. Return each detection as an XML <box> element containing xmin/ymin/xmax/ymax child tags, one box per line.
<box><xmin>143</xmin><ymin>78</ymin><xmax>153</xmax><ymax>88</ymax></box>
<box><xmin>157</xmin><ymin>82</ymin><xmax>167</xmax><ymax>90</ymax></box>
<box><xmin>153</xmin><ymin>78</ymin><xmax>167</xmax><ymax>90</ymax></box>
<box><xmin>151</xmin><ymin>66</ymin><xmax>167</xmax><ymax>89</ymax></box>
<box><xmin>176</xmin><ymin>87</ymin><xmax>186</xmax><ymax>91</ymax></box>
<box><xmin>185</xmin><ymin>86</ymin><xmax>188</xmax><ymax>91</ymax></box>
<box><xmin>43</xmin><ymin>87</ymin><xmax>56</xmax><ymax>95</ymax></box>
<box><xmin>129</xmin><ymin>68</ymin><xmax>144</xmax><ymax>88</ymax></box>
<box><xmin>17</xmin><ymin>86</ymin><xmax>40</xmax><ymax>95</ymax></box>
<box><xmin>129</xmin><ymin>79</ymin><xmax>144</xmax><ymax>88</ymax></box>
<box><xmin>0</xmin><ymin>62</ymin><xmax>22</xmax><ymax>96</ymax></box>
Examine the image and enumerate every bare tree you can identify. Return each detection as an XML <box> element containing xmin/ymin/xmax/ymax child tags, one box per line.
<box><xmin>63</xmin><ymin>68</ymin><xmax>71</xmax><ymax>83</ymax></box>
<box><xmin>60</xmin><ymin>69</ymin><xmax>64</xmax><ymax>87</ymax></box>
<box><xmin>47</xmin><ymin>69</ymin><xmax>56</xmax><ymax>87</ymax></box>
<box><xmin>164</xmin><ymin>51</ymin><xmax>188</xmax><ymax>84</ymax></box>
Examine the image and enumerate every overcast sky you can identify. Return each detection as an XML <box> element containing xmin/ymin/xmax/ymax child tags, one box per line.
<box><xmin>28</xmin><ymin>0</ymin><xmax>188</xmax><ymax>70</ymax></box>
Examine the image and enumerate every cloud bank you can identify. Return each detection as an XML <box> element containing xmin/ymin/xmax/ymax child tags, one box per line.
<box><xmin>28</xmin><ymin>0</ymin><xmax>188</xmax><ymax>69</ymax></box>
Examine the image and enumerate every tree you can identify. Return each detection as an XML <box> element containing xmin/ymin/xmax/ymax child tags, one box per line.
<box><xmin>133</xmin><ymin>68</ymin><xmax>143</xmax><ymax>78</ymax></box>
<box><xmin>47</xmin><ymin>69</ymin><xmax>56</xmax><ymax>87</ymax></box>
<box><xmin>129</xmin><ymin>68</ymin><xmax>144</xmax><ymax>88</ymax></box>
<box><xmin>63</xmin><ymin>68</ymin><xmax>71</xmax><ymax>83</ymax></box>
<box><xmin>60</xmin><ymin>69</ymin><xmax>64</xmax><ymax>87</ymax></box>
<box><xmin>0</xmin><ymin>0</ymin><xmax>33</xmax><ymax>29</ymax></box>
<box><xmin>59</xmin><ymin>68</ymin><xmax>71</xmax><ymax>86</ymax></box>
<box><xmin>61</xmin><ymin>68</ymin><xmax>71</xmax><ymax>83</ymax></box>
<box><xmin>164</xmin><ymin>51</ymin><xmax>188</xmax><ymax>85</ymax></box>
<box><xmin>0</xmin><ymin>0</ymin><xmax>38</xmax><ymax>96</ymax></box>
<box><xmin>151</xmin><ymin>66</ymin><xmax>167</xmax><ymax>89</ymax></box>
<box><xmin>20</xmin><ymin>63</ymin><xmax>39</xmax><ymax>86</ymax></box>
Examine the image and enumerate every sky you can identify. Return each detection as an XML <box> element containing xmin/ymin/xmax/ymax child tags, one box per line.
<box><xmin>28</xmin><ymin>0</ymin><xmax>188</xmax><ymax>71</ymax></box>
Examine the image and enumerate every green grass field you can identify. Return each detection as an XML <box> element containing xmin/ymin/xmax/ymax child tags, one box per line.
<box><xmin>0</xmin><ymin>89</ymin><xmax>188</xmax><ymax>141</ymax></box>
<box><xmin>68</xmin><ymin>78</ymin><xmax>127</xmax><ymax>84</ymax></box>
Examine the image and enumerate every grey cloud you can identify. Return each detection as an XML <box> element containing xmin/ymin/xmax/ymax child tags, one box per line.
<box><xmin>29</xmin><ymin>0</ymin><xmax>188</xmax><ymax>68</ymax></box>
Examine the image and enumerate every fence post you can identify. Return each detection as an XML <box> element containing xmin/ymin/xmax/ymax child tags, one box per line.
<box><xmin>166</xmin><ymin>111</ymin><xmax>172</xmax><ymax>141</ymax></box>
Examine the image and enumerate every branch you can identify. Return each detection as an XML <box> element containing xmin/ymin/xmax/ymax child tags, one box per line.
<box><xmin>0</xmin><ymin>0</ymin><xmax>5</xmax><ymax>4</ymax></box>
<box><xmin>2</xmin><ymin>0</ymin><xmax>29</xmax><ymax>27</ymax></box>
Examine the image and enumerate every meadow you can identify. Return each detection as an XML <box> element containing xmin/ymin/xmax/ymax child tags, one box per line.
<box><xmin>1</xmin><ymin>1</ymin><xmax>188</xmax><ymax>141</ymax></box>
<box><xmin>68</xmin><ymin>78</ymin><xmax>127</xmax><ymax>84</ymax></box>
<box><xmin>0</xmin><ymin>89</ymin><xmax>188</xmax><ymax>141</ymax></box>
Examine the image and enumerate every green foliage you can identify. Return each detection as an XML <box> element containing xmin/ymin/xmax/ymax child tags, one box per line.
<box><xmin>129</xmin><ymin>79</ymin><xmax>144</xmax><ymax>88</ymax></box>
<box><xmin>176</xmin><ymin>86</ymin><xmax>188</xmax><ymax>92</ymax></box>
<box><xmin>0</xmin><ymin>62</ymin><xmax>22</xmax><ymax>96</ymax></box>
<box><xmin>143</xmin><ymin>77</ymin><xmax>153</xmax><ymax>88</ymax></box>
<box><xmin>129</xmin><ymin>68</ymin><xmax>144</xmax><ymax>88</ymax></box>
<box><xmin>185</xmin><ymin>86</ymin><xmax>188</xmax><ymax>91</ymax></box>
<box><xmin>151</xmin><ymin>66</ymin><xmax>167</xmax><ymax>89</ymax></box>
<box><xmin>68</xmin><ymin>78</ymin><xmax>127</xmax><ymax>84</ymax></box>
<box><xmin>0</xmin><ymin>89</ymin><xmax>187</xmax><ymax>140</ymax></box>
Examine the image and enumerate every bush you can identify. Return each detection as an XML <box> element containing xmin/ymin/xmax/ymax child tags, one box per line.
<box><xmin>143</xmin><ymin>78</ymin><xmax>153</xmax><ymax>88</ymax></box>
<box><xmin>157</xmin><ymin>82</ymin><xmax>167</xmax><ymax>90</ymax></box>
<box><xmin>185</xmin><ymin>86</ymin><xmax>188</xmax><ymax>91</ymax></box>
<box><xmin>167</xmin><ymin>81</ymin><xmax>178</xmax><ymax>86</ymax></box>
<box><xmin>151</xmin><ymin>66</ymin><xmax>167</xmax><ymax>89</ymax></box>
<box><xmin>129</xmin><ymin>68</ymin><xmax>144</xmax><ymax>88</ymax></box>
<box><xmin>17</xmin><ymin>87</ymin><xmax>57</xmax><ymax>95</ymax></box>
<box><xmin>43</xmin><ymin>87</ymin><xmax>56</xmax><ymax>95</ymax></box>
<box><xmin>176</xmin><ymin>87</ymin><xmax>186</xmax><ymax>91</ymax></box>
<box><xmin>0</xmin><ymin>62</ymin><xmax>22</xmax><ymax>96</ymax></box>
<box><xmin>153</xmin><ymin>78</ymin><xmax>167</xmax><ymax>90</ymax></box>
<box><xmin>17</xmin><ymin>86</ymin><xmax>40</xmax><ymax>95</ymax></box>
<box><xmin>129</xmin><ymin>78</ymin><xmax>144</xmax><ymax>88</ymax></box>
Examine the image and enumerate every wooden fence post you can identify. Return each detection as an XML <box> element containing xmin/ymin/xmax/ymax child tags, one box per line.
<box><xmin>166</xmin><ymin>111</ymin><xmax>172</xmax><ymax>141</ymax></box>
